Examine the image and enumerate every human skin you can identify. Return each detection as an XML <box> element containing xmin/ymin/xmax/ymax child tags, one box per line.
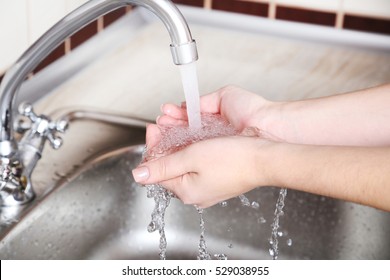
<box><xmin>132</xmin><ymin>84</ymin><xmax>390</xmax><ymax>211</ymax></box>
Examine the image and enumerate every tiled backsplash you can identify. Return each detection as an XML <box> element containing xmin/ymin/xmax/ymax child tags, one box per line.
<box><xmin>0</xmin><ymin>0</ymin><xmax>389</xmax><ymax>81</ymax></box>
<box><xmin>175</xmin><ymin>0</ymin><xmax>390</xmax><ymax>32</ymax></box>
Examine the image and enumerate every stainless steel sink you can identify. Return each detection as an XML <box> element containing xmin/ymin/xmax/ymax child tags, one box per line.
<box><xmin>1</xmin><ymin>125</ymin><xmax>389</xmax><ymax>260</ymax></box>
<box><xmin>1</xmin><ymin>5</ymin><xmax>389</xmax><ymax>261</ymax></box>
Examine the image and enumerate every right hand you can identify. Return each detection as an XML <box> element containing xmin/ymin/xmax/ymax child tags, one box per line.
<box><xmin>157</xmin><ymin>85</ymin><xmax>273</xmax><ymax>132</ymax></box>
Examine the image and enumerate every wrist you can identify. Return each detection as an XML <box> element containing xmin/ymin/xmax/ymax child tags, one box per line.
<box><xmin>250</xmin><ymin>138</ymin><xmax>285</xmax><ymax>187</ymax></box>
<box><xmin>253</xmin><ymin>101</ymin><xmax>289</xmax><ymax>142</ymax></box>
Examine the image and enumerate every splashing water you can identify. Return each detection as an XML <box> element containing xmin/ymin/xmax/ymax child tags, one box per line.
<box><xmin>214</xmin><ymin>253</ymin><xmax>228</xmax><ymax>260</ymax></box>
<box><xmin>239</xmin><ymin>194</ymin><xmax>261</xmax><ymax>210</ymax></box>
<box><xmin>142</xmin><ymin>114</ymin><xmax>237</xmax><ymax>260</ymax></box>
<box><xmin>239</xmin><ymin>194</ymin><xmax>251</xmax><ymax>207</ymax></box>
<box><xmin>146</xmin><ymin>64</ymin><xmax>203</xmax><ymax>257</ymax></box>
<box><xmin>196</xmin><ymin>207</ymin><xmax>211</xmax><ymax>260</ymax></box>
<box><xmin>141</xmin><ymin>113</ymin><xmax>288</xmax><ymax>260</ymax></box>
<box><xmin>146</xmin><ymin>184</ymin><xmax>174</xmax><ymax>260</ymax></box>
<box><xmin>269</xmin><ymin>188</ymin><xmax>288</xmax><ymax>260</ymax></box>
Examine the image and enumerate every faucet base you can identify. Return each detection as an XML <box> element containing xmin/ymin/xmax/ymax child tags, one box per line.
<box><xmin>1</xmin><ymin>190</ymin><xmax>35</xmax><ymax>207</ymax></box>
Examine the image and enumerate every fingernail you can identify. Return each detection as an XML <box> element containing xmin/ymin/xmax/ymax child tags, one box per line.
<box><xmin>132</xmin><ymin>166</ymin><xmax>150</xmax><ymax>182</ymax></box>
<box><xmin>156</xmin><ymin>115</ymin><xmax>160</xmax><ymax>124</ymax></box>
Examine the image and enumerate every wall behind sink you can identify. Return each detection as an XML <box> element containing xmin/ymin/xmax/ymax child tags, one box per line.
<box><xmin>0</xmin><ymin>0</ymin><xmax>389</xmax><ymax>81</ymax></box>
<box><xmin>0</xmin><ymin>0</ymin><xmax>131</xmax><ymax>77</ymax></box>
<box><xmin>174</xmin><ymin>0</ymin><xmax>390</xmax><ymax>34</ymax></box>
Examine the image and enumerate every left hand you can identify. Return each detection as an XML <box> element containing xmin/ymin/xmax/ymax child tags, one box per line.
<box><xmin>133</xmin><ymin>132</ymin><xmax>273</xmax><ymax>208</ymax></box>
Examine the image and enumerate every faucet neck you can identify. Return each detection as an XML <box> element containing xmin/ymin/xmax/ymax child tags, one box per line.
<box><xmin>0</xmin><ymin>0</ymin><xmax>197</xmax><ymax>147</ymax></box>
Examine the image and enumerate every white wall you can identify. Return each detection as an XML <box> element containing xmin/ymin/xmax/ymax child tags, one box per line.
<box><xmin>0</xmin><ymin>0</ymin><xmax>88</xmax><ymax>74</ymax></box>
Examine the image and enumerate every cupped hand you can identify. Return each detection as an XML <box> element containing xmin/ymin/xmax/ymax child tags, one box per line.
<box><xmin>132</xmin><ymin>85</ymin><xmax>277</xmax><ymax>208</ymax></box>
<box><xmin>132</xmin><ymin>134</ymin><xmax>274</xmax><ymax>208</ymax></box>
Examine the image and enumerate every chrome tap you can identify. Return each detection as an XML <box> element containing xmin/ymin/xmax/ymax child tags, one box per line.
<box><xmin>0</xmin><ymin>0</ymin><xmax>198</xmax><ymax>206</ymax></box>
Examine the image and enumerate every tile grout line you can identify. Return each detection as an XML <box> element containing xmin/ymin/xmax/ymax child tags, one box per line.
<box><xmin>204</xmin><ymin>0</ymin><xmax>212</xmax><ymax>10</ymax></box>
<box><xmin>335</xmin><ymin>0</ymin><xmax>344</xmax><ymax>29</ymax></box>
<box><xmin>269</xmin><ymin>0</ymin><xmax>276</xmax><ymax>19</ymax></box>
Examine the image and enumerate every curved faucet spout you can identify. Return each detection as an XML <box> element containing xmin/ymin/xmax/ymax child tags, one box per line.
<box><xmin>0</xmin><ymin>0</ymin><xmax>198</xmax><ymax>144</ymax></box>
<box><xmin>0</xmin><ymin>0</ymin><xmax>198</xmax><ymax>206</ymax></box>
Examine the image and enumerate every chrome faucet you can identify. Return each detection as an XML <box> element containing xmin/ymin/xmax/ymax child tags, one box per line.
<box><xmin>0</xmin><ymin>0</ymin><xmax>198</xmax><ymax>206</ymax></box>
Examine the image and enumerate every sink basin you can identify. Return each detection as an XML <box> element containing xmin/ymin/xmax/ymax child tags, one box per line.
<box><xmin>1</xmin><ymin>125</ymin><xmax>389</xmax><ymax>260</ymax></box>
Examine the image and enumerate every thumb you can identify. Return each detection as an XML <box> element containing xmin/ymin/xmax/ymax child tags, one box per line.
<box><xmin>132</xmin><ymin>151</ymin><xmax>188</xmax><ymax>185</ymax></box>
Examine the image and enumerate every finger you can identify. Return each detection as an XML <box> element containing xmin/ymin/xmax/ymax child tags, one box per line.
<box><xmin>159</xmin><ymin>175</ymin><xmax>197</xmax><ymax>205</ymax></box>
<box><xmin>145</xmin><ymin>124</ymin><xmax>161</xmax><ymax>148</ymax></box>
<box><xmin>161</xmin><ymin>103</ymin><xmax>187</xmax><ymax>120</ymax></box>
<box><xmin>132</xmin><ymin>150</ymin><xmax>189</xmax><ymax>184</ymax></box>
<box><xmin>199</xmin><ymin>90</ymin><xmax>223</xmax><ymax>114</ymax></box>
<box><xmin>160</xmin><ymin>177</ymin><xmax>215</xmax><ymax>208</ymax></box>
<box><xmin>158</xmin><ymin>176</ymin><xmax>186</xmax><ymax>198</ymax></box>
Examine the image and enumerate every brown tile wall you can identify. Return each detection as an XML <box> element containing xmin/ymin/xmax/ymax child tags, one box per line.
<box><xmin>70</xmin><ymin>20</ymin><xmax>98</xmax><ymax>50</ymax></box>
<box><xmin>212</xmin><ymin>0</ymin><xmax>268</xmax><ymax>17</ymax></box>
<box><xmin>343</xmin><ymin>15</ymin><xmax>390</xmax><ymax>36</ymax></box>
<box><xmin>6</xmin><ymin>1</ymin><xmax>386</xmax><ymax>77</ymax></box>
<box><xmin>276</xmin><ymin>6</ymin><xmax>336</xmax><ymax>27</ymax></box>
<box><xmin>33</xmin><ymin>42</ymin><xmax>66</xmax><ymax>74</ymax></box>
<box><xmin>103</xmin><ymin>7</ymin><xmax>128</xmax><ymax>27</ymax></box>
<box><xmin>172</xmin><ymin>0</ymin><xmax>204</xmax><ymax>7</ymax></box>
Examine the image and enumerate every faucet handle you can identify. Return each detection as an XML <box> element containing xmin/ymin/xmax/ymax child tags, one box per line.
<box><xmin>47</xmin><ymin>119</ymin><xmax>69</xmax><ymax>149</ymax></box>
<box><xmin>15</xmin><ymin>103</ymin><xmax>36</xmax><ymax>133</ymax></box>
<box><xmin>18</xmin><ymin>103</ymin><xmax>68</xmax><ymax>150</ymax></box>
<box><xmin>46</xmin><ymin>133</ymin><xmax>63</xmax><ymax>150</ymax></box>
<box><xmin>18</xmin><ymin>103</ymin><xmax>39</xmax><ymax>122</ymax></box>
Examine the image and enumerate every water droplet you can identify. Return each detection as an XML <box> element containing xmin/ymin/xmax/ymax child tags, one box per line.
<box><xmin>286</xmin><ymin>238</ymin><xmax>293</xmax><ymax>246</ymax></box>
<box><xmin>147</xmin><ymin>221</ymin><xmax>156</xmax><ymax>232</ymax></box>
<box><xmin>277</xmin><ymin>231</ymin><xmax>283</xmax><ymax>237</ymax></box>
<box><xmin>251</xmin><ymin>201</ymin><xmax>260</xmax><ymax>209</ymax></box>
<box><xmin>219</xmin><ymin>201</ymin><xmax>228</xmax><ymax>207</ymax></box>
<box><xmin>239</xmin><ymin>195</ymin><xmax>250</xmax><ymax>207</ymax></box>
<box><xmin>269</xmin><ymin>188</ymin><xmax>287</xmax><ymax>260</ymax></box>
<box><xmin>228</xmin><ymin>243</ymin><xmax>233</xmax><ymax>249</ymax></box>
<box><xmin>269</xmin><ymin>248</ymin><xmax>275</xmax><ymax>257</ymax></box>
<box><xmin>258</xmin><ymin>217</ymin><xmax>267</xmax><ymax>224</ymax></box>
<box><xmin>214</xmin><ymin>253</ymin><xmax>228</xmax><ymax>260</ymax></box>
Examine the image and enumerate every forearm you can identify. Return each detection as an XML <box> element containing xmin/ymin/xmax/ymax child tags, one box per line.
<box><xmin>260</xmin><ymin>142</ymin><xmax>390</xmax><ymax>211</ymax></box>
<box><xmin>261</xmin><ymin>84</ymin><xmax>390</xmax><ymax>146</ymax></box>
